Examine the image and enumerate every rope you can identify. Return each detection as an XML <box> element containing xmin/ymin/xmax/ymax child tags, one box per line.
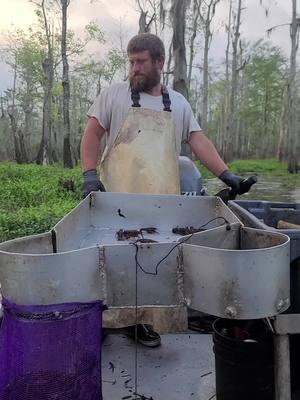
<box><xmin>131</xmin><ymin>216</ymin><xmax>230</xmax><ymax>399</ymax></box>
<box><xmin>132</xmin><ymin>217</ymin><xmax>229</xmax><ymax>276</ymax></box>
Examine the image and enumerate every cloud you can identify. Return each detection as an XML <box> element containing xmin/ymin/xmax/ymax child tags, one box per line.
<box><xmin>211</xmin><ymin>0</ymin><xmax>291</xmax><ymax>59</ymax></box>
<box><xmin>0</xmin><ymin>0</ymin><xmax>36</xmax><ymax>29</ymax></box>
<box><xmin>68</xmin><ymin>0</ymin><xmax>138</xmax><ymax>46</ymax></box>
<box><xmin>0</xmin><ymin>0</ymin><xmax>296</xmax><ymax>93</ymax></box>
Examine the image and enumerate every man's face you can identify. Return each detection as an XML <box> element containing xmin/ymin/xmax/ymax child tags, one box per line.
<box><xmin>129</xmin><ymin>50</ymin><xmax>164</xmax><ymax>92</ymax></box>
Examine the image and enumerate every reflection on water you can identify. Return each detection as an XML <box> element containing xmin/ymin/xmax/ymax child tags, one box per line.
<box><xmin>205</xmin><ymin>174</ymin><xmax>300</xmax><ymax>203</ymax></box>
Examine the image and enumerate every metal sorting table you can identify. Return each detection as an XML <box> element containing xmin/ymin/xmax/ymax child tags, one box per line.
<box><xmin>0</xmin><ymin>192</ymin><xmax>292</xmax><ymax>399</ymax></box>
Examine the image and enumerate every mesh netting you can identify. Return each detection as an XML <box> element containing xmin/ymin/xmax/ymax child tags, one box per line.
<box><xmin>0</xmin><ymin>298</ymin><xmax>106</xmax><ymax>400</ymax></box>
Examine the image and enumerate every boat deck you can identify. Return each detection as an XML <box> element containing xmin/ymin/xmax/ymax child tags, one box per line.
<box><xmin>102</xmin><ymin>333</ymin><xmax>215</xmax><ymax>400</ymax></box>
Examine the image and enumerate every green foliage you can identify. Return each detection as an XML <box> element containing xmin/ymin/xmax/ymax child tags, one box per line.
<box><xmin>229</xmin><ymin>159</ymin><xmax>300</xmax><ymax>190</ymax></box>
<box><xmin>228</xmin><ymin>159</ymin><xmax>288</xmax><ymax>174</ymax></box>
<box><xmin>0</xmin><ymin>163</ymin><xmax>82</xmax><ymax>242</ymax></box>
<box><xmin>207</xmin><ymin>40</ymin><xmax>287</xmax><ymax>158</ymax></box>
<box><xmin>3</xmin><ymin>28</ymin><xmax>46</xmax><ymax>90</ymax></box>
<box><xmin>106</xmin><ymin>48</ymin><xmax>127</xmax><ymax>81</ymax></box>
<box><xmin>74</xmin><ymin>46</ymin><xmax>127</xmax><ymax>94</ymax></box>
<box><xmin>15</xmin><ymin>37</ymin><xmax>45</xmax><ymax>83</ymax></box>
<box><xmin>196</xmin><ymin>159</ymin><xmax>300</xmax><ymax>184</ymax></box>
<box><xmin>85</xmin><ymin>21</ymin><xmax>105</xmax><ymax>43</ymax></box>
<box><xmin>239</xmin><ymin>41</ymin><xmax>287</xmax><ymax>153</ymax></box>
<box><xmin>0</xmin><ymin>202</ymin><xmax>75</xmax><ymax>242</ymax></box>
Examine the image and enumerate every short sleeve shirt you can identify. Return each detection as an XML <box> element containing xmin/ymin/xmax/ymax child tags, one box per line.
<box><xmin>87</xmin><ymin>81</ymin><xmax>202</xmax><ymax>156</ymax></box>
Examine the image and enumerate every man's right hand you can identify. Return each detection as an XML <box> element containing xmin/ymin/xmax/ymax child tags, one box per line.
<box><xmin>83</xmin><ymin>169</ymin><xmax>106</xmax><ymax>198</ymax></box>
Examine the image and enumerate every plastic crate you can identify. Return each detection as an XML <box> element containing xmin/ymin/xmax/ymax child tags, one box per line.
<box><xmin>229</xmin><ymin>200</ymin><xmax>300</xmax><ymax>261</ymax></box>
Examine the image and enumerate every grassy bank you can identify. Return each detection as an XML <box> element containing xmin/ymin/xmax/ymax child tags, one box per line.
<box><xmin>0</xmin><ymin>163</ymin><xmax>82</xmax><ymax>242</ymax></box>
<box><xmin>0</xmin><ymin>160</ymin><xmax>299</xmax><ymax>242</ymax></box>
<box><xmin>197</xmin><ymin>159</ymin><xmax>300</xmax><ymax>183</ymax></box>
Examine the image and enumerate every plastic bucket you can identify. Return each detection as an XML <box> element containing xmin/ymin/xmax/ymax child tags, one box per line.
<box><xmin>212</xmin><ymin>318</ymin><xmax>274</xmax><ymax>400</ymax></box>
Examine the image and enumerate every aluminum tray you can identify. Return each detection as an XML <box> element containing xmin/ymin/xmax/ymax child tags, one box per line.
<box><xmin>0</xmin><ymin>192</ymin><xmax>290</xmax><ymax>319</ymax></box>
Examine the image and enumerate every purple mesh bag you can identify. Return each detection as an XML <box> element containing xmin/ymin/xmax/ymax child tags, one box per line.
<box><xmin>0</xmin><ymin>298</ymin><xmax>106</xmax><ymax>400</ymax></box>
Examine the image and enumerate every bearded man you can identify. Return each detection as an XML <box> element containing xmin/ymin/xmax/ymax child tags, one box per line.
<box><xmin>80</xmin><ymin>33</ymin><xmax>245</xmax><ymax>347</ymax></box>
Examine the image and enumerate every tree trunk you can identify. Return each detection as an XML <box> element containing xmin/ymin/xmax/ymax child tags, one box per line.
<box><xmin>171</xmin><ymin>0</ymin><xmax>191</xmax><ymax>156</ymax></box>
<box><xmin>139</xmin><ymin>10</ymin><xmax>149</xmax><ymax>33</ymax></box>
<box><xmin>7</xmin><ymin>112</ymin><xmax>21</xmax><ymax>163</ymax></box>
<box><xmin>201</xmin><ymin>24</ymin><xmax>210</xmax><ymax>134</ymax></box>
<box><xmin>234</xmin><ymin>52</ymin><xmax>245</xmax><ymax>158</ymax></box>
<box><xmin>287</xmin><ymin>0</ymin><xmax>299</xmax><ymax>173</ymax></box>
<box><xmin>164</xmin><ymin>41</ymin><xmax>173</xmax><ymax>86</ymax></box>
<box><xmin>137</xmin><ymin>0</ymin><xmax>155</xmax><ymax>33</ymax></box>
<box><xmin>37</xmin><ymin>57</ymin><xmax>53</xmax><ymax>164</ymax></box>
<box><xmin>277</xmin><ymin>86</ymin><xmax>288</xmax><ymax>161</ymax></box>
<box><xmin>201</xmin><ymin>0</ymin><xmax>220</xmax><ymax>134</ymax></box>
<box><xmin>220</xmin><ymin>0</ymin><xmax>232</xmax><ymax>158</ymax></box>
<box><xmin>171</xmin><ymin>0</ymin><xmax>189</xmax><ymax>100</ymax></box>
<box><xmin>61</xmin><ymin>0</ymin><xmax>74</xmax><ymax>168</ymax></box>
<box><xmin>187</xmin><ymin>0</ymin><xmax>201</xmax><ymax>89</ymax></box>
<box><xmin>8</xmin><ymin>61</ymin><xmax>28</xmax><ymax>163</ymax></box>
<box><xmin>224</xmin><ymin>0</ymin><xmax>242</xmax><ymax>162</ymax></box>
<box><xmin>22</xmin><ymin>81</ymin><xmax>33</xmax><ymax>161</ymax></box>
<box><xmin>24</xmin><ymin>106</ymin><xmax>32</xmax><ymax>160</ymax></box>
<box><xmin>37</xmin><ymin>0</ymin><xmax>53</xmax><ymax>165</ymax></box>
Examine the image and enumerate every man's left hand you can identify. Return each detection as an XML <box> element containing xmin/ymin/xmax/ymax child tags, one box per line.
<box><xmin>219</xmin><ymin>170</ymin><xmax>244</xmax><ymax>194</ymax></box>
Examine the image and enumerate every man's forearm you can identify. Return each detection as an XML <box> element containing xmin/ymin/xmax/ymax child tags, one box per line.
<box><xmin>80</xmin><ymin>117</ymin><xmax>105</xmax><ymax>172</ymax></box>
<box><xmin>189</xmin><ymin>132</ymin><xmax>228</xmax><ymax>177</ymax></box>
<box><xmin>81</xmin><ymin>132</ymin><xmax>101</xmax><ymax>172</ymax></box>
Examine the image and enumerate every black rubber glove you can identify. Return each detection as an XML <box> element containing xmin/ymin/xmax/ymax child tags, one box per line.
<box><xmin>219</xmin><ymin>170</ymin><xmax>244</xmax><ymax>195</ymax></box>
<box><xmin>83</xmin><ymin>169</ymin><xmax>106</xmax><ymax>198</ymax></box>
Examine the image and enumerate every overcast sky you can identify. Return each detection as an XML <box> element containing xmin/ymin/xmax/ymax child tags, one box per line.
<box><xmin>0</xmin><ymin>0</ymin><xmax>295</xmax><ymax>93</ymax></box>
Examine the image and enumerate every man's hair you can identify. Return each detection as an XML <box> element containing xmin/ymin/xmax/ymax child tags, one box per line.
<box><xmin>127</xmin><ymin>33</ymin><xmax>165</xmax><ymax>60</ymax></box>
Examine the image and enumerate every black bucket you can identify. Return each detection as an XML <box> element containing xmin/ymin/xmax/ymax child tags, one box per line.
<box><xmin>213</xmin><ymin>318</ymin><xmax>274</xmax><ymax>400</ymax></box>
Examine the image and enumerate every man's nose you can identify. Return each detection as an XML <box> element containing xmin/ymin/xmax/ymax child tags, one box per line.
<box><xmin>131</xmin><ymin>62</ymin><xmax>140</xmax><ymax>73</ymax></box>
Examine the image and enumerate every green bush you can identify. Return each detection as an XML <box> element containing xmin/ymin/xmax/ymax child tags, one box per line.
<box><xmin>0</xmin><ymin>201</ymin><xmax>78</xmax><ymax>241</ymax></box>
<box><xmin>0</xmin><ymin>163</ymin><xmax>82</xmax><ymax>242</ymax></box>
<box><xmin>228</xmin><ymin>159</ymin><xmax>288</xmax><ymax>174</ymax></box>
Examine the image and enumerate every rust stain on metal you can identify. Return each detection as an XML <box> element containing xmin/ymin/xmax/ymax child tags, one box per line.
<box><xmin>136</xmin><ymin>238</ymin><xmax>158</xmax><ymax>243</ymax></box>
<box><xmin>172</xmin><ymin>226</ymin><xmax>206</xmax><ymax>235</ymax></box>
<box><xmin>116</xmin><ymin>227</ymin><xmax>158</xmax><ymax>241</ymax></box>
<box><xmin>220</xmin><ymin>280</ymin><xmax>243</xmax><ymax>318</ymax></box>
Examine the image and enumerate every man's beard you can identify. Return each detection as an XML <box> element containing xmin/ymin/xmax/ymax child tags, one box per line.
<box><xmin>130</xmin><ymin>69</ymin><xmax>161</xmax><ymax>92</ymax></box>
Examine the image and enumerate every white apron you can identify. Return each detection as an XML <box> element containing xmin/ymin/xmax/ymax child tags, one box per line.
<box><xmin>100</xmin><ymin>107</ymin><xmax>180</xmax><ymax>194</ymax></box>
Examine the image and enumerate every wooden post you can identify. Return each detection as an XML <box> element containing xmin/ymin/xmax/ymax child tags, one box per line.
<box><xmin>274</xmin><ymin>334</ymin><xmax>291</xmax><ymax>400</ymax></box>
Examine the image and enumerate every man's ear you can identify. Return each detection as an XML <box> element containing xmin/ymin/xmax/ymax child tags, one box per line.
<box><xmin>157</xmin><ymin>56</ymin><xmax>165</xmax><ymax>70</ymax></box>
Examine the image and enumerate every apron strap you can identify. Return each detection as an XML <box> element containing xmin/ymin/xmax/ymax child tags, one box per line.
<box><xmin>130</xmin><ymin>85</ymin><xmax>172</xmax><ymax>112</ymax></box>
<box><xmin>161</xmin><ymin>85</ymin><xmax>172</xmax><ymax>112</ymax></box>
<box><xmin>131</xmin><ymin>89</ymin><xmax>141</xmax><ymax>107</ymax></box>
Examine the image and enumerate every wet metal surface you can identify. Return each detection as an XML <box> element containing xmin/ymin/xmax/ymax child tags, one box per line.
<box><xmin>53</xmin><ymin>193</ymin><xmax>241</xmax><ymax>252</ymax></box>
<box><xmin>102</xmin><ymin>333</ymin><xmax>215</xmax><ymax>400</ymax></box>
<box><xmin>79</xmin><ymin>227</ymin><xmax>180</xmax><ymax>248</ymax></box>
